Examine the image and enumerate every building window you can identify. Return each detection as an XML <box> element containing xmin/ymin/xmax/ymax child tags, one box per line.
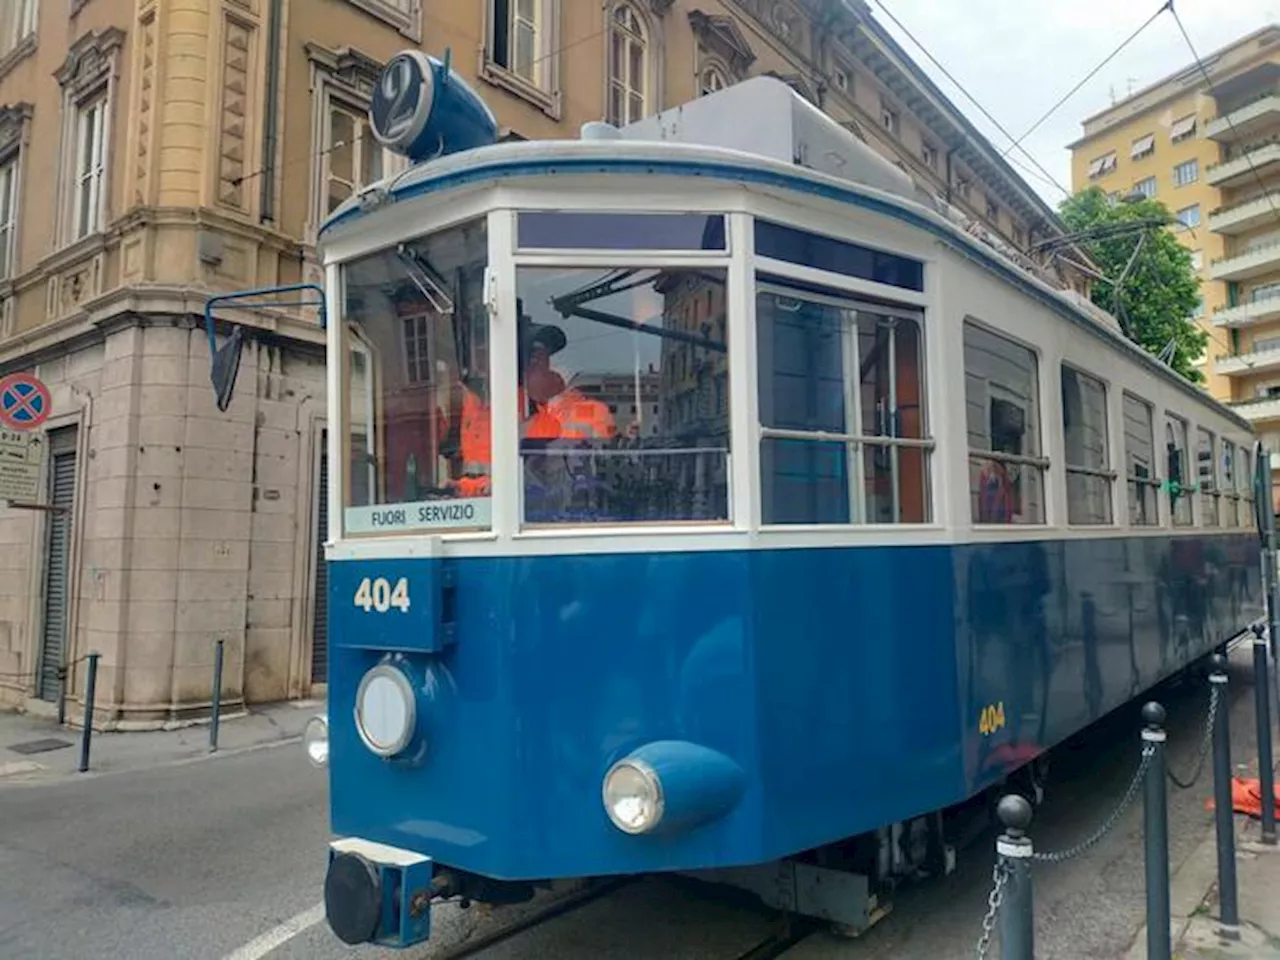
<box><xmin>0</xmin><ymin>0</ymin><xmax>37</xmax><ymax>60</ymax></box>
<box><xmin>0</xmin><ymin>156</ymin><xmax>17</xmax><ymax>281</ymax></box>
<box><xmin>1176</xmin><ymin>203</ymin><xmax>1200</xmax><ymax>227</ymax></box>
<box><xmin>700</xmin><ymin>64</ymin><xmax>729</xmax><ymax>96</ymax></box>
<box><xmin>1173</xmin><ymin>158</ymin><xmax>1199</xmax><ymax>186</ymax></box>
<box><xmin>1130</xmin><ymin>133</ymin><xmax>1155</xmax><ymax>159</ymax></box>
<box><xmin>1170</xmin><ymin>114</ymin><xmax>1197</xmax><ymax>142</ymax></box>
<box><xmin>323</xmin><ymin>100</ymin><xmax>399</xmax><ymax>218</ymax></box>
<box><xmin>71</xmin><ymin>95</ymin><xmax>106</xmax><ymax>241</ymax></box>
<box><xmin>1134</xmin><ymin>176</ymin><xmax>1156</xmax><ymax>198</ymax></box>
<box><xmin>1190</xmin><ymin>293</ymin><xmax>1204</xmax><ymax>319</ymax></box>
<box><xmin>1190</xmin><ymin>249</ymin><xmax>1203</xmax><ymax>271</ymax></box>
<box><xmin>964</xmin><ymin>320</ymin><xmax>1045</xmax><ymax>525</ymax></box>
<box><xmin>1165</xmin><ymin>413</ymin><xmax>1192</xmax><ymax>526</ymax></box>
<box><xmin>758</xmin><ymin>284</ymin><xmax>930</xmax><ymax>525</ymax></box>
<box><xmin>1197</xmin><ymin>427</ymin><xmax>1218</xmax><ymax>527</ymax></box>
<box><xmin>484</xmin><ymin>0</ymin><xmax>559</xmax><ymax>112</ymax></box>
<box><xmin>1061</xmin><ymin>365</ymin><xmax>1112</xmax><ymax>525</ymax></box>
<box><xmin>1088</xmin><ymin>151</ymin><xmax>1118</xmax><ymax>178</ymax></box>
<box><xmin>880</xmin><ymin>102</ymin><xmax>898</xmax><ymax>136</ymax></box>
<box><xmin>607</xmin><ymin>4</ymin><xmax>647</xmax><ymax>126</ymax></box>
<box><xmin>1123</xmin><ymin>392</ymin><xmax>1158</xmax><ymax>526</ymax></box>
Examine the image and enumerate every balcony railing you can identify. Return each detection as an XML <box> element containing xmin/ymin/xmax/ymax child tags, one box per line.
<box><xmin>1214</xmin><ymin>287</ymin><xmax>1280</xmax><ymax>327</ymax></box>
<box><xmin>1214</xmin><ymin>340</ymin><xmax>1280</xmax><ymax>375</ymax></box>
<box><xmin>1210</xmin><ymin>236</ymin><xmax>1280</xmax><ymax>281</ymax></box>
<box><xmin>1206</xmin><ymin>138</ymin><xmax>1280</xmax><ymax>186</ymax></box>
<box><xmin>1206</xmin><ymin>92</ymin><xmax>1280</xmax><ymax>141</ymax></box>
<box><xmin>1207</xmin><ymin>191</ymin><xmax>1280</xmax><ymax>234</ymax></box>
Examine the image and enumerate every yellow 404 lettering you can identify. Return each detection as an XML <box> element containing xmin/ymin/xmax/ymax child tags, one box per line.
<box><xmin>353</xmin><ymin>576</ymin><xmax>411</xmax><ymax>613</ymax></box>
<box><xmin>978</xmin><ymin>702</ymin><xmax>1007</xmax><ymax>736</ymax></box>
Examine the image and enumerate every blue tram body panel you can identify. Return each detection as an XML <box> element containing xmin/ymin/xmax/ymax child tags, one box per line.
<box><xmin>325</xmin><ymin>532</ymin><xmax>1262</xmax><ymax>881</ymax></box>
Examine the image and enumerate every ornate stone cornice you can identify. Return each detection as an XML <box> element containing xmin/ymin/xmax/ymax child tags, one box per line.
<box><xmin>55</xmin><ymin>27</ymin><xmax>126</xmax><ymax>97</ymax></box>
<box><xmin>688</xmin><ymin>10</ymin><xmax>756</xmax><ymax>74</ymax></box>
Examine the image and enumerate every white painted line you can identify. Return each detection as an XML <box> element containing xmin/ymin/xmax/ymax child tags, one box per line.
<box><xmin>220</xmin><ymin>902</ymin><xmax>325</xmax><ymax>960</ymax></box>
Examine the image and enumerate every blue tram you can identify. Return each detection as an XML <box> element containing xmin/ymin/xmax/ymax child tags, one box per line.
<box><xmin>206</xmin><ymin>52</ymin><xmax>1265</xmax><ymax>948</ymax></box>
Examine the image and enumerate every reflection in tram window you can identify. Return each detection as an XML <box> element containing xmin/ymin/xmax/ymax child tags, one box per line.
<box><xmin>756</xmin><ymin>284</ymin><xmax>930</xmax><ymax>525</ymax></box>
<box><xmin>1122</xmin><ymin>392</ymin><xmax>1159</xmax><ymax>526</ymax></box>
<box><xmin>962</xmin><ymin>320</ymin><xmax>1045</xmax><ymax>524</ymax></box>
<box><xmin>1222</xmin><ymin>441</ymin><xmax>1239</xmax><ymax>527</ymax></box>
<box><xmin>513</xmin><ymin>266</ymin><xmax>731</xmax><ymax>525</ymax></box>
<box><xmin>1060</xmin><ymin>365</ymin><xmax>1112</xmax><ymax>525</ymax></box>
<box><xmin>1166</xmin><ymin>414</ymin><xmax>1192</xmax><ymax>526</ymax></box>
<box><xmin>516</xmin><ymin>211</ymin><xmax>727</xmax><ymax>251</ymax></box>
<box><xmin>340</xmin><ymin>217</ymin><xmax>491</xmax><ymax>534</ymax></box>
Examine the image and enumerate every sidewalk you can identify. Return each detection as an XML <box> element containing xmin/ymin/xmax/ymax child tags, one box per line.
<box><xmin>1123</xmin><ymin>800</ymin><xmax>1280</xmax><ymax>959</ymax></box>
<box><xmin>0</xmin><ymin>698</ymin><xmax>322</xmax><ymax>784</ymax></box>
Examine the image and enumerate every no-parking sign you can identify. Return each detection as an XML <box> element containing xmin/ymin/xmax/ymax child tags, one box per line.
<box><xmin>0</xmin><ymin>372</ymin><xmax>51</xmax><ymax>432</ymax></box>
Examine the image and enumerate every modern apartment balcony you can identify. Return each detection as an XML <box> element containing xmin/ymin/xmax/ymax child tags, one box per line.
<box><xmin>1216</xmin><ymin>342</ymin><xmax>1280</xmax><ymax>376</ymax></box>
<box><xmin>1206</xmin><ymin>139</ymin><xmax>1280</xmax><ymax>188</ymax></box>
<box><xmin>1210</xmin><ymin>238</ymin><xmax>1280</xmax><ymax>282</ymax></box>
<box><xmin>1207</xmin><ymin>191</ymin><xmax>1280</xmax><ymax>234</ymax></box>
<box><xmin>1206</xmin><ymin>93</ymin><xmax>1280</xmax><ymax>143</ymax></box>
<box><xmin>1213</xmin><ymin>290</ymin><xmax>1280</xmax><ymax>328</ymax></box>
<box><xmin>1230</xmin><ymin>395</ymin><xmax>1280</xmax><ymax>424</ymax></box>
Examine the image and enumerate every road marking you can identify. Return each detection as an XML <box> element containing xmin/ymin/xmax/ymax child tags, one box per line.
<box><xmin>222</xmin><ymin>902</ymin><xmax>325</xmax><ymax>960</ymax></box>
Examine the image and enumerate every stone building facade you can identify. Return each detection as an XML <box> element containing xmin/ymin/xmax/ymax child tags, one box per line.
<box><xmin>0</xmin><ymin>0</ymin><xmax>1091</xmax><ymax>726</ymax></box>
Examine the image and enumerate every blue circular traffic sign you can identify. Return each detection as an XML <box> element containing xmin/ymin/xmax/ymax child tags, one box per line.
<box><xmin>370</xmin><ymin>50</ymin><xmax>434</xmax><ymax>153</ymax></box>
<box><xmin>0</xmin><ymin>372</ymin><xmax>51</xmax><ymax>431</ymax></box>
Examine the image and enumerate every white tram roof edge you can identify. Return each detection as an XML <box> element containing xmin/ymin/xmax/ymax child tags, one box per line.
<box><xmin>320</xmin><ymin>74</ymin><xmax>1253</xmax><ymax>435</ymax></box>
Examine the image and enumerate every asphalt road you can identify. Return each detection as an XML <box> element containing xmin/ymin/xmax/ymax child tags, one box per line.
<box><xmin>0</xmin><ymin>646</ymin><xmax>1266</xmax><ymax>960</ymax></box>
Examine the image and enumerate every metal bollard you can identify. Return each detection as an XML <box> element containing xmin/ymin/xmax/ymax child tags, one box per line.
<box><xmin>996</xmin><ymin>794</ymin><xmax>1035</xmax><ymax>960</ymax></box>
<box><xmin>1142</xmin><ymin>702</ymin><xmax>1171</xmax><ymax>960</ymax></box>
<box><xmin>1251</xmin><ymin>624</ymin><xmax>1277</xmax><ymax>846</ymax></box>
<box><xmin>210</xmin><ymin>639</ymin><xmax>224</xmax><ymax>753</ymax></box>
<box><xmin>77</xmin><ymin>652</ymin><xmax>99</xmax><ymax>773</ymax></box>
<box><xmin>1209</xmin><ymin>653</ymin><xmax>1240</xmax><ymax>939</ymax></box>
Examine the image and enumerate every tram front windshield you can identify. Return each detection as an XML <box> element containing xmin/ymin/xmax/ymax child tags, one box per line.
<box><xmin>339</xmin><ymin>217</ymin><xmax>732</xmax><ymax>535</ymax></box>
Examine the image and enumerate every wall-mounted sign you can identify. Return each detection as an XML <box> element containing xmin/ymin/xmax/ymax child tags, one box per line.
<box><xmin>0</xmin><ymin>428</ymin><xmax>43</xmax><ymax>503</ymax></box>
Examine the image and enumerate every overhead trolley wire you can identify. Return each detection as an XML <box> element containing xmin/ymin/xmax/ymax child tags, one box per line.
<box><xmin>1001</xmin><ymin>1</ymin><xmax>1174</xmax><ymax>160</ymax></box>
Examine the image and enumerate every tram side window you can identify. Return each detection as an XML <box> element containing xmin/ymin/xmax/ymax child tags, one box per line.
<box><xmin>1241</xmin><ymin>446</ymin><xmax>1256</xmax><ymax>525</ymax></box>
<box><xmin>963</xmin><ymin>320</ymin><xmax>1045</xmax><ymax>525</ymax></box>
<box><xmin>1060</xmin><ymin>365</ymin><xmax>1112</xmax><ymax>525</ymax></box>
<box><xmin>756</xmin><ymin>281</ymin><xmax>930</xmax><ymax>525</ymax></box>
<box><xmin>1165</xmin><ymin>413</ymin><xmax>1193</xmax><ymax>526</ymax></box>
<box><xmin>512</xmin><ymin>265</ymin><xmax>731</xmax><ymax>525</ymax></box>
<box><xmin>1197</xmin><ymin>427</ymin><xmax>1219</xmax><ymax>527</ymax></box>
<box><xmin>1123</xmin><ymin>393</ymin><xmax>1159</xmax><ymax>526</ymax></box>
<box><xmin>1222</xmin><ymin>440</ymin><xmax>1239</xmax><ymax>527</ymax></box>
<box><xmin>340</xmin><ymin>217</ymin><xmax>491</xmax><ymax>536</ymax></box>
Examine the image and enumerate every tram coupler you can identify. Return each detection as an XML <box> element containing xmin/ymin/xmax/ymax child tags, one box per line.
<box><xmin>324</xmin><ymin>839</ymin><xmax>436</xmax><ymax>948</ymax></box>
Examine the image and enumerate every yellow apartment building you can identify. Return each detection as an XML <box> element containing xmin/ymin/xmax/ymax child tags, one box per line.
<box><xmin>1069</xmin><ymin>25</ymin><xmax>1280</xmax><ymax>481</ymax></box>
<box><xmin>0</xmin><ymin>0</ymin><xmax>1093</xmax><ymax>725</ymax></box>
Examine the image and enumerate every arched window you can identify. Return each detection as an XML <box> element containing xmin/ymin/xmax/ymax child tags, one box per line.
<box><xmin>608</xmin><ymin>4</ymin><xmax>648</xmax><ymax>126</ymax></box>
<box><xmin>700</xmin><ymin>64</ymin><xmax>729</xmax><ymax>96</ymax></box>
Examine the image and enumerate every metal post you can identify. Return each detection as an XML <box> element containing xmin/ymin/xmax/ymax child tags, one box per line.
<box><xmin>77</xmin><ymin>652</ymin><xmax>99</xmax><ymax>773</ymax></box>
<box><xmin>1209</xmin><ymin>653</ymin><xmax>1240</xmax><ymax>939</ymax></box>
<box><xmin>1252</xmin><ymin>624</ymin><xmax>1277</xmax><ymax>845</ymax></box>
<box><xmin>57</xmin><ymin>665</ymin><xmax>66</xmax><ymax>727</ymax></box>
<box><xmin>210</xmin><ymin>638</ymin><xmax>224</xmax><ymax>753</ymax></box>
<box><xmin>1142</xmin><ymin>702</ymin><xmax>1171</xmax><ymax>960</ymax></box>
<box><xmin>996</xmin><ymin>794</ymin><xmax>1035</xmax><ymax>960</ymax></box>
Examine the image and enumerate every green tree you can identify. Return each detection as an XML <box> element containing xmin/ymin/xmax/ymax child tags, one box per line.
<box><xmin>1058</xmin><ymin>186</ymin><xmax>1207</xmax><ymax>384</ymax></box>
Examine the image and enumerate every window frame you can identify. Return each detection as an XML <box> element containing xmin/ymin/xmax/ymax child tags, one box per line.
<box><xmin>1196</xmin><ymin>425</ymin><xmax>1219</xmax><ymax>527</ymax></box>
<box><xmin>1173</xmin><ymin>158</ymin><xmax>1199</xmax><ymax>187</ymax></box>
<box><xmin>754</xmin><ymin>279</ymin><xmax>932</xmax><ymax>528</ymax></box>
<box><xmin>1059</xmin><ymin>362</ymin><xmax>1116</xmax><ymax>527</ymax></box>
<box><xmin>1122</xmin><ymin>391</ymin><xmax>1161</xmax><ymax>527</ymax></box>
<box><xmin>482</xmin><ymin>0</ymin><xmax>562</xmax><ymax>117</ymax></box>
<box><xmin>962</xmin><ymin>317</ymin><xmax>1050</xmax><ymax>527</ymax></box>
<box><xmin>1165</xmin><ymin>412</ymin><xmax>1193</xmax><ymax>527</ymax></box>
<box><xmin>606</xmin><ymin>2</ymin><xmax>650</xmax><ymax>127</ymax></box>
<box><xmin>0</xmin><ymin>0</ymin><xmax>37</xmax><ymax>65</ymax></box>
<box><xmin>1221</xmin><ymin>439</ymin><xmax>1240</xmax><ymax>527</ymax></box>
<box><xmin>0</xmin><ymin>149</ymin><xmax>20</xmax><ymax>283</ymax></box>
<box><xmin>70</xmin><ymin>93</ymin><xmax>107</xmax><ymax>243</ymax></box>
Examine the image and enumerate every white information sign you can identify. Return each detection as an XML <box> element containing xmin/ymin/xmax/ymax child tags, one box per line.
<box><xmin>0</xmin><ymin>429</ymin><xmax>43</xmax><ymax>503</ymax></box>
<box><xmin>344</xmin><ymin>497</ymin><xmax>492</xmax><ymax>534</ymax></box>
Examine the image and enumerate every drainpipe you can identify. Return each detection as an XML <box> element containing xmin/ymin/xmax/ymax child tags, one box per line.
<box><xmin>260</xmin><ymin>0</ymin><xmax>283</xmax><ymax>223</ymax></box>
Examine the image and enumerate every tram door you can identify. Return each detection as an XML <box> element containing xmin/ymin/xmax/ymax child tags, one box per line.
<box><xmin>38</xmin><ymin>426</ymin><xmax>78</xmax><ymax>702</ymax></box>
<box><xmin>310</xmin><ymin>433</ymin><xmax>329</xmax><ymax>685</ymax></box>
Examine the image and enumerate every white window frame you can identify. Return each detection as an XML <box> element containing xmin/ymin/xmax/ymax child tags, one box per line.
<box><xmin>1173</xmin><ymin>158</ymin><xmax>1199</xmax><ymax>187</ymax></box>
<box><xmin>607</xmin><ymin>3</ymin><xmax>649</xmax><ymax>127</ymax></box>
<box><xmin>70</xmin><ymin>95</ymin><xmax>106</xmax><ymax>242</ymax></box>
<box><xmin>0</xmin><ymin>154</ymin><xmax>19</xmax><ymax>282</ymax></box>
<box><xmin>336</xmin><ymin>0</ymin><xmax>419</xmax><ymax>40</ymax></box>
<box><xmin>1</xmin><ymin>0</ymin><xmax>37</xmax><ymax>62</ymax></box>
<box><xmin>481</xmin><ymin>0</ymin><xmax>561</xmax><ymax>117</ymax></box>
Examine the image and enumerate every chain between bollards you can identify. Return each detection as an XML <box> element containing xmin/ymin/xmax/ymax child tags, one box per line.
<box><xmin>77</xmin><ymin>652</ymin><xmax>99</xmax><ymax>773</ymax></box>
<box><xmin>210</xmin><ymin>639</ymin><xmax>225</xmax><ymax>753</ymax></box>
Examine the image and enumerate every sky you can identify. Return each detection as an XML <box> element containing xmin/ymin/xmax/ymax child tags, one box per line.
<box><xmin>867</xmin><ymin>0</ymin><xmax>1275</xmax><ymax>209</ymax></box>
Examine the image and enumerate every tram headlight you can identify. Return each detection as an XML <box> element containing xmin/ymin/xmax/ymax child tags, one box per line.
<box><xmin>304</xmin><ymin>714</ymin><xmax>329</xmax><ymax>767</ymax></box>
<box><xmin>602</xmin><ymin>759</ymin><xmax>665</xmax><ymax>835</ymax></box>
<box><xmin>354</xmin><ymin>663</ymin><xmax>417</xmax><ymax>758</ymax></box>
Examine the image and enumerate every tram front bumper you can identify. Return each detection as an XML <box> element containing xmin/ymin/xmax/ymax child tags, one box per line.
<box><xmin>324</xmin><ymin>838</ymin><xmax>436</xmax><ymax>948</ymax></box>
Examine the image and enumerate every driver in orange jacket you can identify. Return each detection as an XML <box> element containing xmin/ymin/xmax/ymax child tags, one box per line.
<box><xmin>453</xmin><ymin>320</ymin><xmax>616</xmax><ymax>496</ymax></box>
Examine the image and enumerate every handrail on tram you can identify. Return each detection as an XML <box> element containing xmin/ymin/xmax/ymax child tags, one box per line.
<box><xmin>203</xmin><ymin>282</ymin><xmax>327</xmax><ymax>412</ymax></box>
